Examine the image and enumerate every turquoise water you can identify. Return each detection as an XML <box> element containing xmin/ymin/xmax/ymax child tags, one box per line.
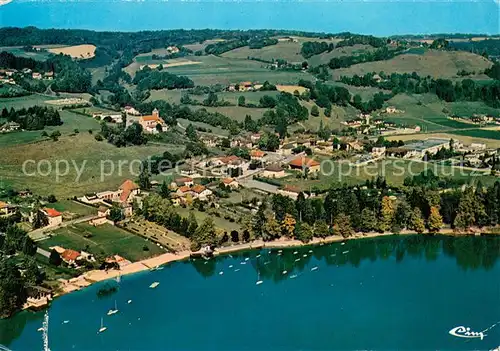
<box><xmin>1</xmin><ymin>235</ymin><xmax>500</xmax><ymax>350</ymax></box>
<box><xmin>0</xmin><ymin>1</ymin><xmax>498</xmax><ymax>35</ymax></box>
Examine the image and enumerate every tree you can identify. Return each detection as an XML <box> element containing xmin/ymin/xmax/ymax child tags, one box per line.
<box><xmin>262</xmin><ymin>212</ymin><xmax>281</xmax><ymax>241</ymax></box>
<box><xmin>32</xmin><ymin>209</ymin><xmax>48</xmax><ymax>229</ymax></box>
<box><xmin>191</xmin><ymin>217</ymin><xmax>217</xmax><ymax>251</ymax></box>
<box><xmin>334</xmin><ymin>213</ymin><xmax>354</xmax><ymax>238</ymax></box>
<box><xmin>49</xmin><ymin>249</ymin><xmax>62</xmax><ymax>266</ymax></box>
<box><xmin>360</xmin><ymin>208</ymin><xmax>377</xmax><ymax>233</ymax></box>
<box><xmin>160</xmin><ymin>180</ymin><xmax>170</xmax><ymax>198</ymax></box>
<box><xmin>47</xmin><ymin>194</ymin><xmax>57</xmax><ymax>203</ymax></box>
<box><xmin>230</xmin><ymin>230</ymin><xmax>239</xmax><ymax>243</ymax></box>
<box><xmin>238</xmin><ymin>95</ymin><xmax>246</xmax><ymax>106</ymax></box>
<box><xmin>427</xmin><ymin>206</ymin><xmax>443</xmax><ymax>233</ymax></box>
<box><xmin>314</xmin><ymin>220</ymin><xmax>330</xmax><ymax>238</ymax></box>
<box><xmin>23</xmin><ymin>256</ymin><xmax>45</xmax><ymax>286</ymax></box>
<box><xmin>281</xmin><ymin>213</ymin><xmax>296</xmax><ymax>237</ymax></box>
<box><xmin>408</xmin><ymin>207</ymin><xmax>425</xmax><ymax>234</ymax></box>
<box><xmin>185</xmin><ymin>123</ymin><xmax>197</xmax><ymax>141</ymax></box>
<box><xmin>138</xmin><ymin>167</ymin><xmax>151</xmax><ymax>190</ymax></box>
<box><xmin>453</xmin><ymin>187</ymin><xmax>477</xmax><ymax>231</ymax></box>
<box><xmin>295</xmin><ymin>222</ymin><xmax>313</xmax><ymax>243</ymax></box>
<box><xmin>108</xmin><ymin>204</ymin><xmax>124</xmax><ymax>222</ymax></box>
<box><xmin>0</xmin><ymin>258</ymin><xmax>27</xmax><ymax>318</ymax></box>
<box><xmin>310</xmin><ymin>105</ymin><xmax>320</xmax><ymax>117</ymax></box>
<box><xmin>378</xmin><ymin>196</ymin><xmax>395</xmax><ymax>232</ymax></box>
<box><xmin>187</xmin><ymin>212</ymin><xmax>198</xmax><ymax>238</ymax></box>
<box><xmin>50</xmin><ymin>130</ymin><xmax>61</xmax><ymax>141</ymax></box>
<box><xmin>21</xmin><ymin>236</ymin><xmax>37</xmax><ymax>256</ymax></box>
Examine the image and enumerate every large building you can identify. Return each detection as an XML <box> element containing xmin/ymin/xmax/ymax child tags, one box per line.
<box><xmin>288</xmin><ymin>156</ymin><xmax>321</xmax><ymax>173</ymax></box>
<box><xmin>139</xmin><ymin>108</ymin><xmax>168</xmax><ymax>134</ymax></box>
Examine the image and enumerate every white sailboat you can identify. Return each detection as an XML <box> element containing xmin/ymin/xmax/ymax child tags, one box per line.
<box><xmin>255</xmin><ymin>270</ymin><xmax>263</xmax><ymax>285</ymax></box>
<box><xmin>107</xmin><ymin>300</ymin><xmax>119</xmax><ymax>316</ymax></box>
<box><xmin>149</xmin><ymin>282</ymin><xmax>160</xmax><ymax>289</ymax></box>
<box><xmin>98</xmin><ymin>318</ymin><xmax>107</xmax><ymax>333</ymax></box>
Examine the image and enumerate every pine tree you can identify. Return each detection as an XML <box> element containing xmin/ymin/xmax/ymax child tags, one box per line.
<box><xmin>453</xmin><ymin>187</ymin><xmax>477</xmax><ymax>230</ymax></box>
<box><xmin>160</xmin><ymin>180</ymin><xmax>170</xmax><ymax>198</ymax></box>
<box><xmin>314</xmin><ymin>220</ymin><xmax>330</xmax><ymax>238</ymax></box>
<box><xmin>295</xmin><ymin>222</ymin><xmax>313</xmax><ymax>242</ymax></box>
<box><xmin>427</xmin><ymin>206</ymin><xmax>443</xmax><ymax>233</ymax></box>
<box><xmin>334</xmin><ymin>213</ymin><xmax>354</xmax><ymax>238</ymax></box>
<box><xmin>360</xmin><ymin>208</ymin><xmax>377</xmax><ymax>233</ymax></box>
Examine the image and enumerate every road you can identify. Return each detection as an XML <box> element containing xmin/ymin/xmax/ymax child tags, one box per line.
<box><xmin>29</xmin><ymin>214</ymin><xmax>98</xmax><ymax>242</ymax></box>
<box><xmin>37</xmin><ymin>247</ymin><xmax>51</xmax><ymax>258</ymax></box>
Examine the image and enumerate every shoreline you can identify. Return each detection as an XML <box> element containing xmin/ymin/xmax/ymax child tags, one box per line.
<box><xmin>56</xmin><ymin>227</ymin><xmax>486</xmax><ymax>296</ymax></box>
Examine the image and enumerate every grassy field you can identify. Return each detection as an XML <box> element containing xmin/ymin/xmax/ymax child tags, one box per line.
<box><xmin>177</xmin><ymin>117</ymin><xmax>229</xmax><ymax>136</ymax></box>
<box><xmin>137</xmin><ymin>55</ymin><xmax>314</xmax><ymax>86</ymax></box>
<box><xmin>0</xmin><ymin>110</ymin><xmax>101</xmax><ymax>147</ymax></box>
<box><xmin>0</xmin><ymin>46</ymin><xmax>52</xmax><ymax>61</ymax></box>
<box><xmin>39</xmin><ymin>223</ymin><xmax>165</xmax><ymax>261</ymax></box>
<box><xmin>387</xmin><ymin>132</ymin><xmax>500</xmax><ymax>149</ymax></box>
<box><xmin>330</xmin><ymin>49</ymin><xmax>492</xmax><ymax>79</ymax></box>
<box><xmin>183</xmin><ymin>39</ymin><xmax>227</xmax><ymax>52</ymax></box>
<box><xmin>0</xmin><ymin>133</ymin><xmax>168</xmax><ymax>197</ymax></box>
<box><xmin>0</xmin><ymin>94</ymin><xmax>57</xmax><ymax>109</ymax></box>
<box><xmin>176</xmin><ymin>207</ymin><xmax>241</xmax><ymax>232</ymax></box>
<box><xmin>307</xmin><ymin>44</ymin><xmax>375</xmax><ymax>66</ymax></box>
<box><xmin>45</xmin><ymin>199</ymin><xmax>97</xmax><ymax>218</ymax></box>
<box><xmin>448</xmin><ymin>128</ymin><xmax>500</xmax><ymax>140</ymax></box>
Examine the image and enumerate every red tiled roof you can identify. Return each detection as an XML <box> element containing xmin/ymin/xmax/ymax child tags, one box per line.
<box><xmin>192</xmin><ymin>185</ymin><xmax>206</xmax><ymax>194</ymax></box>
<box><xmin>222</xmin><ymin>178</ymin><xmax>235</xmax><ymax>184</ymax></box>
<box><xmin>250</xmin><ymin>150</ymin><xmax>265</xmax><ymax>158</ymax></box>
<box><xmin>175</xmin><ymin>177</ymin><xmax>193</xmax><ymax>185</ymax></box>
<box><xmin>288</xmin><ymin>156</ymin><xmax>320</xmax><ymax>168</ymax></box>
<box><xmin>178</xmin><ymin>185</ymin><xmax>191</xmax><ymax>193</ymax></box>
<box><xmin>62</xmin><ymin>249</ymin><xmax>80</xmax><ymax>262</ymax></box>
<box><xmin>44</xmin><ymin>208</ymin><xmax>61</xmax><ymax>217</ymax></box>
<box><xmin>0</xmin><ymin>201</ymin><xmax>9</xmax><ymax>209</ymax></box>
<box><xmin>119</xmin><ymin>180</ymin><xmax>139</xmax><ymax>202</ymax></box>
<box><xmin>219</xmin><ymin>155</ymin><xmax>240</xmax><ymax>164</ymax></box>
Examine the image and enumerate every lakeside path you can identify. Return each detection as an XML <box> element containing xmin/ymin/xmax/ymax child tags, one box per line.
<box><xmin>57</xmin><ymin>227</ymin><xmax>490</xmax><ymax>296</ymax></box>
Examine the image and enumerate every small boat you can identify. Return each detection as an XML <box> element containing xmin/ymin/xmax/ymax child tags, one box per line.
<box><xmin>62</xmin><ymin>320</ymin><xmax>69</xmax><ymax>324</ymax></box>
<box><xmin>303</xmin><ymin>254</ymin><xmax>307</xmax><ymax>258</ymax></box>
<box><xmin>98</xmin><ymin>318</ymin><xmax>107</xmax><ymax>333</ymax></box>
<box><xmin>294</xmin><ymin>258</ymin><xmax>300</xmax><ymax>262</ymax></box>
<box><xmin>149</xmin><ymin>282</ymin><xmax>160</xmax><ymax>289</ymax></box>
<box><xmin>311</xmin><ymin>266</ymin><xmax>319</xmax><ymax>271</ymax></box>
<box><xmin>341</xmin><ymin>242</ymin><xmax>345</xmax><ymax>245</ymax></box>
<box><xmin>308</xmin><ymin>250</ymin><xmax>313</xmax><ymax>253</ymax></box>
<box><xmin>278</xmin><ymin>250</ymin><xmax>282</xmax><ymax>253</ymax></box>
<box><xmin>234</xmin><ymin>269</ymin><xmax>240</xmax><ymax>272</ymax></box>
<box><xmin>293</xmin><ymin>251</ymin><xmax>298</xmax><ymax>255</ymax></box>
<box><xmin>342</xmin><ymin>250</ymin><xmax>349</xmax><ymax>254</ymax></box>
<box><xmin>290</xmin><ymin>274</ymin><xmax>298</xmax><ymax>279</ymax></box>
<box><xmin>37</xmin><ymin>327</ymin><xmax>44</xmax><ymax>332</ymax></box>
<box><xmin>245</xmin><ymin>257</ymin><xmax>249</xmax><ymax>261</ymax></box>
<box><xmin>229</xmin><ymin>265</ymin><xmax>233</xmax><ymax>268</ymax></box>
<box><xmin>255</xmin><ymin>270</ymin><xmax>263</xmax><ymax>285</ymax></box>
<box><xmin>240</xmin><ymin>262</ymin><xmax>246</xmax><ymax>265</ymax></box>
<box><xmin>330</xmin><ymin>254</ymin><xmax>336</xmax><ymax>257</ymax></box>
<box><xmin>256</xmin><ymin>254</ymin><xmax>261</xmax><ymax>258</ymax></box>
<box><xmin>107</xmin><ymin>301</ymin><xmax>119</xmax><ymax>316</ymax></box>
<box><xmin>127</xmin><ymin>300</ymin><xmax>132</xmax><ymax>304</ymax></box>
<box><xmin>219</xmin><ymin>271</ymin><xmax>224</xmax><ymax>275</ymax></box>
<box><xmin>282</xmin><ymin>270</ymin><xmax>287</xmax><ymax>275</ymax></box>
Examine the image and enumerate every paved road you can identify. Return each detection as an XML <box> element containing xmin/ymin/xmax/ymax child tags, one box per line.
<box><xmin>37</xmin><ymin>247</ymin><xmax>51</xmax><ymax>258</ymax></box>
<box><xmin>29</xmin><ymin>214</ymin><xmax>98</xmax><ymax>242</ymax></box>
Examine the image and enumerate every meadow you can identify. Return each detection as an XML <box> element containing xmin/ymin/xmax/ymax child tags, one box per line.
<box><xmin>0</xmin><ymin>133</ymin><xmax>170</xmax><ymax>197</ymax></box>
<box><xmin>39</xmin><ymin>223</ymin><xmax>165</xmax><ymax>261</ymax></box>
<box><xmin>387</xmin><ymin>132</ymin><xmax>500</xmax><ymax>149</ymax></box>
<box><xmin>0</xmin><ymin>46</ymin><xmax>52</xmax><ymax>61</ymax></box>
<box><xmin>307</xmin><ymin>44</ymin><xmax>375</xmax><ymax>66</ymax></box>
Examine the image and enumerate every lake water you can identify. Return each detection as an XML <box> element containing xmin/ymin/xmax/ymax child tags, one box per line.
<box><xmin>1</xmin><ymin>235</ymin><xmax>500</xmax><ymax>350</ymax></box>
<box><xmin>0</xmin><ymin>0</ymin><xmax>498</xmax><ymax>36</ymax></box>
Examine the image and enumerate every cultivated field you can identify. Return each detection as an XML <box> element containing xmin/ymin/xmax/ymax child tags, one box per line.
<box><xmin>47</xmin><ymin>44</ymin><xmax>96</xmax><ymax>59</ymax></box>
<box><xmin>331</xmin><ymin>49</ymin><xmax>492</xmax><ymax>79</ymax></box>
<box><xmin>39</xmin><ymin>223</ymin><xmax>165</xmax><ymax>261</ymax></box>
<box><xmin>183</xmin><ymin>39</ymin><xmax>226</xmax><ymax>52</ymax></box>
<box><xmin>386</xmin><ymin>132</ymin><xmax>500</xmax><ymax>149</ymax></box>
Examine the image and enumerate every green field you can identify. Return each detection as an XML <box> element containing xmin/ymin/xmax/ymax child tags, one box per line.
<box><xmin>0</xmin><ymin>94</ymin><xmax>57</xmax><ymax>110</ymax></box>
<box><xmin>153</xmin><ymin>55</ymin><xmax>315</xmax><ymax>86</ymax></box>
<box><xmin>222</xmin><ymin>42</ymin><xmax>305</xmax><ymax>63</ymax></box>
<box><xmin>39</xmin><ymin>223</ymin><xmax>165</xmax><ymax>261</ymax></box>
<box><xmin>307</xmin><ymin>44</ymin><xmax>375</xmax><ymax>66</ymax></box>
<box><xmin>176</xmin><ymin>207</ymin><xmax>241</xmax><ymax>232</ymax></box>
<box><xmin>0</xmin><ymin>47</ymin><xmax>53</xmax><ymax>61</ymax></box>
<box><xmin>0</xmin><ymin>133</ymin><xmax>169</xmax><ymax>197</ymax></box>
<box><xmin>0</xmin><ymin>110</ymin><xmax>101</xmax><ymax>147</ymax></box>
<box><xmin>449</xmin><ymin>128</ymin><xmax>500</xmax><ymax>140</ymax></box>
<box><xmin>45</xmin><ymin>199</ymin><xmax>97</xmax><ymax>218</ymax></box>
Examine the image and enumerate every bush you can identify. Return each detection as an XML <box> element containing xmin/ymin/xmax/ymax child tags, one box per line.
<box><xmin>94</xmin><ymin>134</ymin><xmax>103</xmax><ymax>141</ymax></box>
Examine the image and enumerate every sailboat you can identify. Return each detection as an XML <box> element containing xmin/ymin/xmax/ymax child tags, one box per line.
<box><xmin>98</xmin><ymin>318</ymin><xmax>107</xmax><ymax>333</ymax></box>
<box><xmin>255</xmin><ymin>268</ymin><xmax>263</xmax><ymax>285</ymax></box>
<box><xmin>107</xmin><ymin>300</ymin><xmax>119</xmax><ymax>316</ymax></box>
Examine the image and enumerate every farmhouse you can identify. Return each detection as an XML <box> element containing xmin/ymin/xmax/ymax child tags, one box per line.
<box><xmin>80</xmin><ymin>179</ymin><xmax>140</xmax><ymax>205</ymax></box>
<box><xmin>32</xmin><ymin>72</ymin><xmax>42</xmax><ymax>80</ymax></box>
<box><xmin>139</xmin><ymin>108</ymin><xmax>168</xmax><ymax>134</ymax></box>
<box><xmin>277</xmin><ymin>185</ymin><xmax>304</xmax><ymax>200</ymax></box>
<box><xmin>262</xmin><ymin>164</ymin><xmax>286</xmax><ymax>178</ymax></box>
<box><xmin>0</xmin><ymin>122</ymin><xmax>20</xmax><ymax>133</ymax></box>
<box><xmin>250</xmin><ymin>149</ymin><xmax>266</xmax><ymax>161</ymax></box>
<box><xmin>42</xmin><ymin>208</ymin><xmax>63</xmax><ymax>227</ymax></box>
<box><xmin>222</xmin><ymin>178</ymin><xmax>239</xmax><ymax>189</ymax></box>
<box><xmin>172</xmin><ymin>177</ymin><xmax>194</xmax><ymax>189</ymax></box>
<box><xmin>124</xmin><ymin>105</ymin><xmax>141</xmax><ymax>116</ymax></box>
<box><xmin>371</xmin><ymin>146</ymin><xmax>386</xmax><ymax>157</ymax></box>
<box><xmin>288</xmin><ymin>156</ymin><xmax>321</xmax><ymax>173</ymax></box>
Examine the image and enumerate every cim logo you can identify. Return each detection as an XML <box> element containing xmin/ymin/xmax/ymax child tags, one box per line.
<box><xmin>449</xmin><ymin>326</ymin><xmax>486</xmax><ymax>340</ymax></box>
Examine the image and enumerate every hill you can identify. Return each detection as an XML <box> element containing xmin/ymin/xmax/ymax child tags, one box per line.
<box><xmin>330</xmin><ymin>49</ymin><xmax>492</xmax><ymax>79</ymax></box>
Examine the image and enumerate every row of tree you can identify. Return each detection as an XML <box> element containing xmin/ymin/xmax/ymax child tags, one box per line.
<box><xmin>132</xmin><ymin>66</ymin><xmax>194</xmax><ymax>90</ymax></box>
